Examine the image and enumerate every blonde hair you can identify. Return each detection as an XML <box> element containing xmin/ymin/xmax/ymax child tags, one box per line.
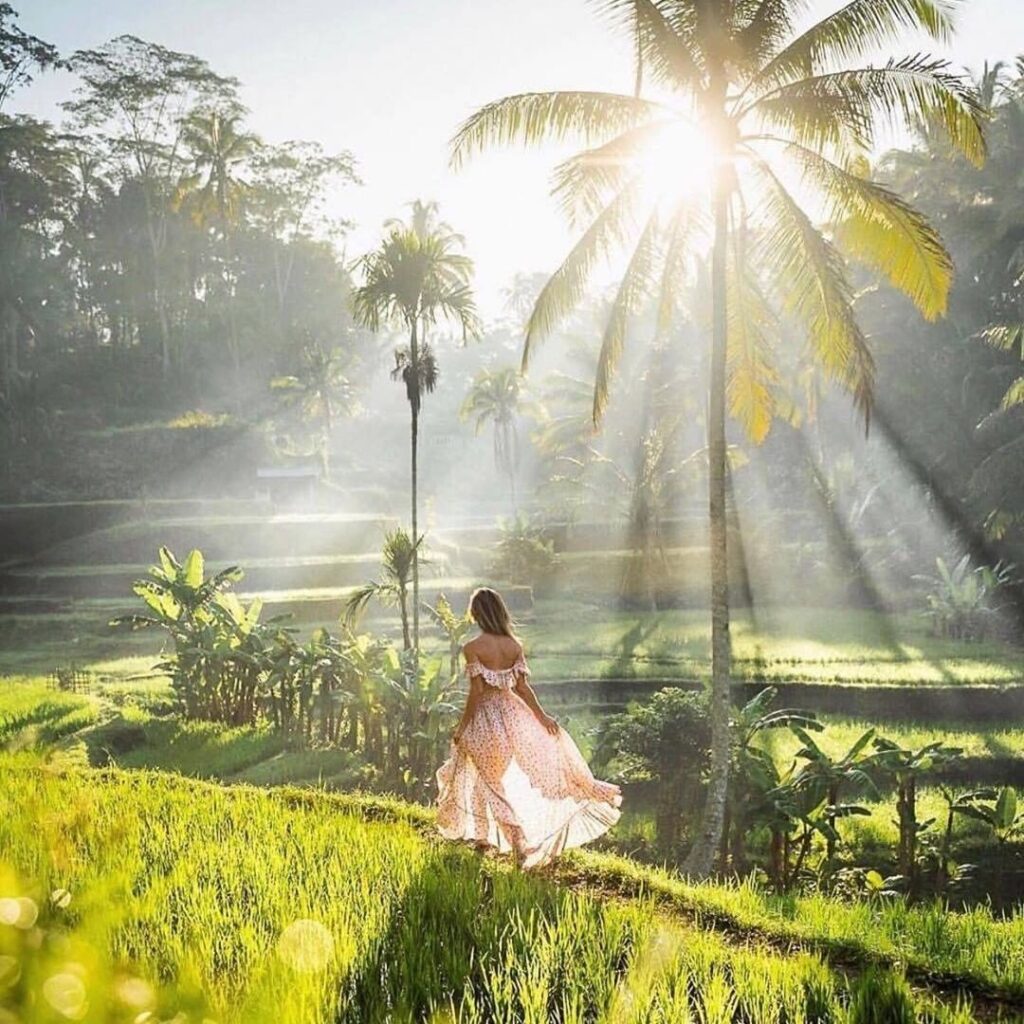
<box><xmin>468</xmin><ymin>587</ymin><xmax>517</xmax><ymax>639</ymax></box>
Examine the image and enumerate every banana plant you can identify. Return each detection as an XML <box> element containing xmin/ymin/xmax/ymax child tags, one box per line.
<box><xmin>264</xmin><ymin>627</ymin><xmax>355</xmax><ymax>746</ymax></box>
<box><xmin>382</xmin><ymin>650</ymin><xmax>460</xmax><ymax>790</ymax></box>
<box><xmin>790</xmin><ymin>726</ymin><xmax>882</xmax><ymax>865</ymax></box>
<box><xmin>110</xmin><ymin>547</ymin><xmax>259</xmax><ymax>723</ymax></box>
<box><xmin>423</xmin><ymin>593</ymin><xmax>473</xmax><ymax>682</ymax></box>
<box><xmin>872</xmin><ymin>738</ymin><xmax>963</xmax><ymax>892</ymax></box>
<box><xmin>913</xmin><ymin>554</ymin><xmax>1016</xmax><ymax>640</ymax></box>
<box><xmin>726</xmin><ymin>687</ymin><xmax>822</xmax><ymax>878</ymax></box>
<box><xmin>339</xmin><ymin>629</ymin><xmax>393</xmax><ymax>762</ymax></box>
<box><xmin>112</xmin><ymin>547</ymin><xmax>243</xmax><ymax>634</ymax></box>
<box><xmin>952</xmin><ymin>786</ymin><xmax>1022</xmax><ymax>843</ymax></box>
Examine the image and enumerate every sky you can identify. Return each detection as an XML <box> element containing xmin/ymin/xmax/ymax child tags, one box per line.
<box><xmin>14</xmin><ymin>0</ymin><xmax>1024</xmax><ymax>317</ymax></box>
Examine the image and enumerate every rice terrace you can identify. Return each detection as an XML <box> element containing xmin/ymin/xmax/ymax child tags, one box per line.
<box><xmin>5</xmin><ymin>0</ymin><xmax>1024</xmax><ymax>1021</ymax></box>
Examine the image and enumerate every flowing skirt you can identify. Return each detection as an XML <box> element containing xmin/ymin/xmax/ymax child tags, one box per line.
<box><xmin>435</xmin><ymin>686</ymin><xmax>622</xmax><ymax>869</ymax></box>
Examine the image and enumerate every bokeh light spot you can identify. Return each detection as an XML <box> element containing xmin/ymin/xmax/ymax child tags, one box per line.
<box><xmin>42</xmin><ymin>971</ymin><xmax>88</xmax><ymax>1019</ymax></box>
<box><xmin>276</xmin><ymin>919</ymin><xmax>334</xmax><ymax>973</ymax></box>
<box><xmin>0</xmin><ymin>897</ymin><xmax>38</xmax><ymax>929</ymax></box>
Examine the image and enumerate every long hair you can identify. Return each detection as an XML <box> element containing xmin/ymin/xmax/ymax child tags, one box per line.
<box><xmin>468</xmin><ymin>587</ymin><xmax>517</xmax><ymax>638</ymax></box>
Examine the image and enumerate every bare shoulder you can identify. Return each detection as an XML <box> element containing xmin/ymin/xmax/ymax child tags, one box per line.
<box><xmin>462</xmin><ymin>637</ymin><xmax>481</xmax><ymax>660</ymax></box>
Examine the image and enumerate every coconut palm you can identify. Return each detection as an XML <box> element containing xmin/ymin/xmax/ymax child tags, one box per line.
<box><xmin>178</xmin><ymin>107</ymin><xmax>257</xmax><ymax>229</ymax></box>
<box><xmin>451</xmin><ymin>0</ymin><xmax>984</xmax><ymax>878</ymax></box>
<box><xmin>270</xmin><ymin>340</ymin><xmax>353</xmax><ymax>478</ymax></box>
<box><xmin>460</xmin><ymin>366</ymin><xmax>533</xmax><ymax>512</ymax></box>
<box><xmin>352</xmin><ymin>205</ymin><xmax>481</xmax><ymax>652</ymax></box>
<box><xmin>178</xmin><ymin>107</ymin><xmax>259</xmax><ymax>389</ymax></box>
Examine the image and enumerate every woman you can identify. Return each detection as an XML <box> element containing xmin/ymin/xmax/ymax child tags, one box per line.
<box><xmin>435</xmin><ymin>587</ymin><xmax>622</xmax><ymax>870</ymax></box>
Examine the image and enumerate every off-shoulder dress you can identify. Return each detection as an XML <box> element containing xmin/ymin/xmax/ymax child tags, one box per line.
<box><xmin>435</xmin><ymin>650</ymin><xmax>622</xmax><ymax>869</ymax></box>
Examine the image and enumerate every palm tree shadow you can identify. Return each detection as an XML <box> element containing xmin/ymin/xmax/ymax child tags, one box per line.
<box><xmin>608</xmin><ymin>618</ymin><xmax>661</xmax><ymax>678</ymax></box>
<box><xmin>334</xmin><ymin>844</ymin><xmax>573</xmax><ymax>1022</ymax></box>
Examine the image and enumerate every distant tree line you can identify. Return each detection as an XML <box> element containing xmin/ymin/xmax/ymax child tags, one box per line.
<box><xmin>0</xmin><ymin>7</ymin><xmax>369</xmax><ymax>493</ymax></box>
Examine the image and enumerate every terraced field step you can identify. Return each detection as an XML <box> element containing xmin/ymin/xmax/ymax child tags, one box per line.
<box><xmin>0</xmin><ymin>577</ymin><xmax>534</xmax><ymax>622</ymax></box>
<box><xmin>534</xmin><ymin>677</ymin><xmax>1024</xmax><ymax>721</ymax></box>
<box><xmin>0</xmin><ymin>553</ymin><xmax>419</xmax><ymax>598</ymax></box>
<box><xmin>32</xmin><ymin>511</ymin><xmax>403</xmax><ymax>565</ymax></box>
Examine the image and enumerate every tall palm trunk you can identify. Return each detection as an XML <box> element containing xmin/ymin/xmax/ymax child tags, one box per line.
<box><xmin>683</xmin><ymin>153</ymin><xmax>732</xmax><ymax>880</ymax></box>
<box><xmin>409</xmin><ymin>318</ymin><xmax>421</xmax><ymax>653</ymax></box>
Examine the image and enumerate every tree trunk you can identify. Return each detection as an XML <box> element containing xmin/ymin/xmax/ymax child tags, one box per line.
<box><xmin>399</xmin><ymin>588</ymin><xmax>411</xmax><ymax>651</ymax></box>
<box><xmin>410</xmin><ymin>320</ymin><xmax>421</xmax><ymax>654</ymax></box>
<box><xmin>683</xmin><ymin>164</ymin><xmax>732</xmax><ymax>880</ymax></box>
<box><xmin>826</xmin><ymin>781</ymin><xmax>839</xmax><ymax>863</ymax></box>
<box><xmin>145</xmin><ymin>208</ymin><xmax>172</xmax><ymax>377</ymax></box>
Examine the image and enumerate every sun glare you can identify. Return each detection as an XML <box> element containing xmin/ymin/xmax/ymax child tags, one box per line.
<box><xmin>637</xmin><ymin>121</ymin><xmax>718</xmax><ymax>203</ymax></box>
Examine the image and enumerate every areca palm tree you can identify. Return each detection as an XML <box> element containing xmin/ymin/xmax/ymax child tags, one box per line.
<box><xmin>460</xmin><ymin>366</ymin><xmax>533</xmax><ymax>512</ymax></box>
<box><xmin>353</xmin><ymin>204</ymin><xmax>481</xmax><ymax>652</ymax></box>
<box><xmin>344</xmin><ymin>528</ymin><xmax>424</xmax><ymax>650</ymax></box>
<box><xmin>452</xmin><ymin>0</ymin><xmax>985</xmax><ymax>878</ymax></box>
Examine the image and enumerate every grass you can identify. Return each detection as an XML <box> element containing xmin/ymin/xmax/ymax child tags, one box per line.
<box><xmin>4</xmin><ymin>600</ymin><xmax>1021</xmax><ymax>687</ymax></box>
<box><xmin>0</xmin><ymin>756</ymin><xmax>998</xmax><ymax>1022</ymax></box>
<box><xmin>522</xmin><ymin>602</ymin><xmax>1023</xmax><ymax>686</ymax></box>
<box><xmin>0</xmin><ymin>683</ymin><xmax>99</xmax><ymax>750</ymax></box>
<box><xmin>755</xmin><ymin>716</ymin><xmax>1024</xmax><ymax>767</ymax></box>
<box><xmin>1</xmin><ymin>682</ymin><xmax>1021</xmax><ymax>1015</ymax></box>
<box><xmin>0</xmin><ymin>678</ymin><xmax>373</xmax><ymax>791</ymax></box>
<box><xmin>559</xmin><ymin>849</ymin><xmax>1024</xmax><ymax>1003</ymax></box>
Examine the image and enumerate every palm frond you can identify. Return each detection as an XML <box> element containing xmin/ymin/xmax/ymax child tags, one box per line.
<box><xmin>753</xmin><ymin>161</ymin><xmax>875</xmax><ymax>426</ymax></box>
<box><xmin>733</xmin><ymin>0</ymin><xmax>801</xmax><ymax>69</ymax></box>
<box><xmin>727</xmin><ymin>233</ymin><xmax>779</xmax><ymax>444</ymax></box>
<box><xmin>551</xmin><ymin>122</ymin><xmax>669</xmax><ymax>227</ymax></box>
<box><xmin>746</xmin><ymin>56</ymin><xmax>987</xmax><ymax>167</ymax></box>
<box><xmin>979</xmin><ymin>323</ymin><xmax>1024</xmax><ymax>352</ymax></box>
<box><xmin>656</xmin><ymin>199</ymin><xmax>700</xmax><ymax>335</ymax></box>
<box><xmin>593</xmin><ymin>209</ymin><xmax>663</xmax><ymax>424</ymax></box>
<box><xmin>450</xmin><ymin>91</ymin><xmax>668</xmax><ymax>169</ymax></box>
<box><xmin>1001</xmin><ymin>376</ymin><xmax>1024</xmax><ymax>409</ymax></box>
<box><xmin>748</xmin><ymin>0</ymin><xmax>959</xmax><ymax>93</ymax></box>
<box><xmin>776</xmin><ymin>141</ymin><xmax>952</xmax><ymax>319</ymax></box>
<box><xmin>522</xmin><ymin>176</ymin><xmax>645</xmax><ymax>371</ymax></box>
<box><xmin>344</xmin><ymin>582</ymin><xmax>393</xmax><ymax>625</ymax></box>
<box><xmin>593</xmin><ymin>0</ymin><xmax>705</xmax><ymax>91</ymax></box>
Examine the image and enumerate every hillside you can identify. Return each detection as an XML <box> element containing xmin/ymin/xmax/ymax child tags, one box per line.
<box><xmin>3</xmin><ymin>744</ymin><xmax>1024</xmax><ymax>1023</ymax></box>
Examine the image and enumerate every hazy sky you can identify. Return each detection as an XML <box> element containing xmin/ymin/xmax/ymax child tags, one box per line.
<box><xmin>15</xmin><ymin>0</ymin><xmax>1024</xmax><ymax>316</ymax></box>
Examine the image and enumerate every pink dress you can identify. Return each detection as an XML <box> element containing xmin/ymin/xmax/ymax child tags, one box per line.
<box><xmin>435</xmin><ymin>651</ymin><xmax>622</xmax><ymax>869</ymax></box>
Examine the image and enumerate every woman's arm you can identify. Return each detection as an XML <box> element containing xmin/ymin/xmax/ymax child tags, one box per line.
<box><xmin>514</xmin><ymin>671</ymin><xmax>559</xmax><ymax>735</ymax></box>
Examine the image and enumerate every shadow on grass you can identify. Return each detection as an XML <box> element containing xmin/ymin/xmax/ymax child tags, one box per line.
<box><xmin>337</xmin><ymin>847</ymin><xmax>499</xmax><ymax>1021</ymax></box>
<box><xmin>337</xmin><ymin>847</ymin><xmax>596</xmax><ymax>1023</ymax></box>
<box><xmin>607</xmin><ymin>618</ymin><xmax>662</xmax><ymax>679</ymax></box>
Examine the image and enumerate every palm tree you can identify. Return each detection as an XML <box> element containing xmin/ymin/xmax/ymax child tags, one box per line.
<box><xmin>460</xmin><ymin>366</ymin><xmax>532</xmax><ymax>512</ymax></box>
<box><xmin>352</xmin><ymin>203</ymin><xmax>481</xmax><ymax>652</ymax></box>
<box><xmin>178</xmin><ymin>107</ymin><xmax>259</xmax><ymax>389</ymax></box>
<box><xmin>179</xmin><ymin>107</ymin><xmax>257</xmax><ymax>229</ymax></box>
<box><xmin>344</xmin><ymin>528</ymin><xmax>423</xmax><ymax>651</ymax></box>
<box><xmin>451</xmin><ymin>0</ymin><xmax>984</xmax><ymax>878</ymax></box>
<box><xmin>270</xmin><ymin>340</ymin><xmax>353</xmax><ymax>478</ymax></box>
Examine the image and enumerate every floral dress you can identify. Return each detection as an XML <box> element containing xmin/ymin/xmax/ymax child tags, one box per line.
<box><xmin>435</xmin><ymin>651</ymin><xmax>622</xmax><ymax>869</ymax></box>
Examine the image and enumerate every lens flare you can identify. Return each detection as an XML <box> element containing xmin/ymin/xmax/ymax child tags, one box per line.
<box><xmin>276</xmin><ymin>919</ymin><xmax>335</xmax><ymax>973</ymax></box>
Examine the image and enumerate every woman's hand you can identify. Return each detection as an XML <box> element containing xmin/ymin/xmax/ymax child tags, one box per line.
<box><xmin>538</xmin><ymin>712</ymin><xmax>559</xmax><ymax>736</ymax></box>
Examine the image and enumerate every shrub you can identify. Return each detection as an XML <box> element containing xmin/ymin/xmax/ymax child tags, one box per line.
<box><xmin>915</xmin><ymin>554</ymin><xmax>1017</xmax><ymax>641</ymax></box>
<box><xmin>490</xmin><ymin>513</ymin><xmax>557</xmax><ymax>591</ymax></box>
